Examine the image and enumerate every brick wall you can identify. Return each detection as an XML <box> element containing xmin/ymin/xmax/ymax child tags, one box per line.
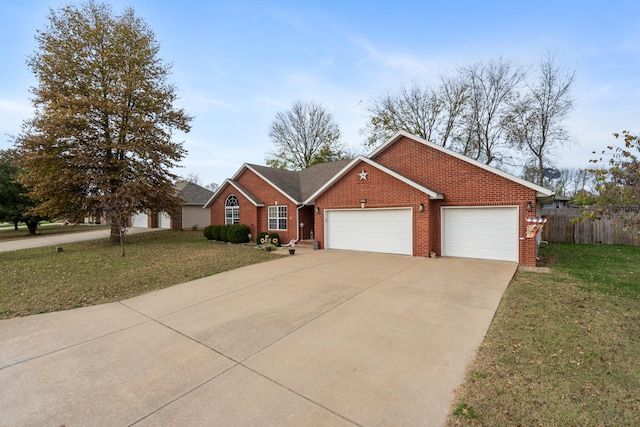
<box><xmin>210</xmin><ymin>169</ymin><xmax>299</xmax><ymax>243</ymax></box>
<box><xmin>314</xmin><ymin>160</ymin><xmax>431</xmax><ymax>256</ymax></box>
<box><xmin>372</xmin><ymin>136</ymin><xmax>539</xmax><ymax>266</ymax></box>
<box><xmin>312</xmin><ymin>137</ymin><xmax>541</xmax><ymax>266</ymax></box>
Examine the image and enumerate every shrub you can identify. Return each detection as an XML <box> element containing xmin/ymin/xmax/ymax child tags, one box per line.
<box><xmin>268</xmin><ymin>232</ymin><xmax>281</xmax><ymax>247</ymax></box>
<box><xmin>210</xmin><ymin>224</ymin><xmax>223</xmax><ymax>241</ymax></box>
<box><xmin>203</xmin><ymin>225</ymin><xmax>214</xmax><ymax>240</ymax></box>
<box><xmin>219</xmin><ymin>224</ymin><xmax>229</xmax><ymax>242</ymax></box>
<box><xmin>257</xmin><ymin>231</ymin><xmax>269</xmax><ymax>245</ymax></box>
<box><xmin>227</xmin><ymin>224</ymin><xmax>250</xmax><ymax>243</ymax></box>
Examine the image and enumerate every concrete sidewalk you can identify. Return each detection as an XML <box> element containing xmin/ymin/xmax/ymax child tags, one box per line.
<box><xmin>0</xmin><ymin>251</ymin><xmax>516</xmax><ymax>426</ymax></box>
<box><xmin>0</xmin><ymin>227</ymin><xmax>161</xmax><ymax>252</ymax></box>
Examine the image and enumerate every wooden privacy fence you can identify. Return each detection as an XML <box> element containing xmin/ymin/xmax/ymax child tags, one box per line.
<box><xmin>541</xmin><ymin>208</ymin><xmax>640</xmax><ymax>245</ymax></box>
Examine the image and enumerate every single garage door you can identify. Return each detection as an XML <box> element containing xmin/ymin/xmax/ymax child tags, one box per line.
<box><xmin>325</xmin><ymin>208</ymin><xmax>412</xmax><ymax>255</ymax></box>
<box><xmin>131</xmin><ymin>212</ymin><xmax>149</xmax><ymax>228</ymax></box>
<box><xmin>442</xmin><ymin>207</ymin><xmax>518</xmax><ymax>262</ymax></box>
<box><xmin>159</xmin><ymin>212</ymin><xmax>171</xmax><ymax>229</ymax></box>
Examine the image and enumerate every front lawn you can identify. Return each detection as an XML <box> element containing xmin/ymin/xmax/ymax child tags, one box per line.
<box><xmin>0</xmin><ymin>230</ymin><xmax>278</xmax><ymax>318</ymax></box>
<box><xmin>447</xmin><ymin>243</ymin><xmax>640</xmax><ymax>426</ymax></box>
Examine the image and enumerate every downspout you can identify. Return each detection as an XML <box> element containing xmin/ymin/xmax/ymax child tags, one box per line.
<box><xmin>295</xmin><ymin>204</ymin><xmax>304</xmax><ymax>242</ymax></box>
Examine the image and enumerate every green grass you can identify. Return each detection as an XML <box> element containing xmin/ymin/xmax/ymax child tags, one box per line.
<box><xmin>541</xmin><ymin>243</ymin><xmax>640</xmax><ymax>299</ymax></box>
<box><xmin>0</xmin><ymin>230</ymin><xmax>278</xmax><ymax>318</ymax></box>
<box><xmin>447</xmin><ymin>243</ymin><xmax>640</xmax><ymax>426</ymax></box>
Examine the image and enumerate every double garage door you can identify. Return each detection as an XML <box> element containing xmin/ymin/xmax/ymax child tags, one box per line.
<box><xmin>325</xmin><ymin>206</ymin><xmax>518</xmax><ymax>262</ymax></box>
<box><xmin>442</xmin><ymin>207</ymin><xmax>518</xmax><ymax>262</ymax></box>
<box><xmin>131</xmin><ymin>212</ymin><xmax>171</xmax><ymax>229</ymax></box>
<box><xmin>325</xmin><ymin>209</ymin><xmax>413</xmax><ymax>256</ymax></box>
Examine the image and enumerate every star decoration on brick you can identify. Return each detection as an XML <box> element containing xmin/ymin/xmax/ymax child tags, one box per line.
<box><xmin>358</xmin><ymin>169</ymin><xmax>368</xmax><ymax>181</ymax></box>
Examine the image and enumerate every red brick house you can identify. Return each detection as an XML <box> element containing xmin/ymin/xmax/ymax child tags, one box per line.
<box><xmin>204</xmin><ymin>131</ymin><xmax>554</xmax><ymax>266</ymax></box>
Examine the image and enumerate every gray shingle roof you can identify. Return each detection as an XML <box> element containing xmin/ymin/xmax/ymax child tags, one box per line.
<box><xmin>247</xmin><ymin>164</ymin><xmax>302</xmax><ymax>201</ymax></box>
<box><xmin>175</xmin><ymin>181</ymin><xmax>214</xmax><ymax>206</ymax></box>
<box><xmin>247</xmin><ymin>159</ymin><xmax>353</xmax><ymax>203</ymax></box>
<box><xmin>298</xmin><ymin>159</ymin><xmax>352</xmax><ymax>200</ymax></box>
<box><xmin>227</xmin><ymin>180</ymin><xmax>264</xmax><ymax>206</ymax></box>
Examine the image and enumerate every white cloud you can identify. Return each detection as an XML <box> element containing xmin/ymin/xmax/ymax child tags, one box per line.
<box><xmin>348</xmin><ymin>36</ymin><xmax>455</xmax><ymax>83</ymax></box>
<box><xmin>198</xmin><ymin>98</ymin><xmax>242</xmax><ymax>112</ymax></box>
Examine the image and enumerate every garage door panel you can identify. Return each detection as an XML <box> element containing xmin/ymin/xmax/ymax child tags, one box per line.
<box><xmin>131</xmin><ymin>213</ymin><xmax>148</xmax><ymax>228</ymax></box>
<box><xmin>159</xmin><ymin>212</ymin><xmax>171</xmax><ymax>229</ymax></box>
<box><xmin>326</xmin><ymin>209</ymin><xmax>412</xmax><ymax>256</ymax></box>
<box><xmin>442</xmin><ymin>207</ymin><xmax>517</xmax><ymax>262</ymax></box>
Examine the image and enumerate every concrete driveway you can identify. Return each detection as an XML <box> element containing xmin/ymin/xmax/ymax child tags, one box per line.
<box><xmin>0</xmin><ymin>250</ymin><xmax>516</xmax><ymax>426</ymax></box>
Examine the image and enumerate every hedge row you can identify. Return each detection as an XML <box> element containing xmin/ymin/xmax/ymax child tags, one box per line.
<box><xmin>203</xmin><ymin>224</ymin><xmax>250</xmax><ymax>243</ymax></box>
<box><xmin>203</xmin><ymin>225</ymin><xmax>281</xmax><ymax>246</ymax></box>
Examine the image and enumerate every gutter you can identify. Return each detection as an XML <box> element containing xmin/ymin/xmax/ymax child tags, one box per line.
<box><xmin>295</xmin><ymin>204</ymin><xmax>304</xmax><ymax>243</ymax></box>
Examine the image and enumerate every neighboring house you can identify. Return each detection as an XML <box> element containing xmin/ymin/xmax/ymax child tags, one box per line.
<box><xmin>130</xmin><ymin>181</ymin><xmax>213</xmax><ymax>230</ymax></box>
<box><xmin>542</xmin><ymin>195</ymin><xmax>572</xmax><ymax>209</ymax></box>
<box><xmin>174</xmin><ymin>181</ymin><xmax>214</xmax><ymax>229</ymax></box>
<box><xmin>204</xmin><ymin>131</ymin><xmax>554</xmax><ymax>266</ymax></box>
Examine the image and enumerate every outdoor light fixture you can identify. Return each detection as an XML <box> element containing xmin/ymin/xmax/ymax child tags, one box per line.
<box><xmin>526</xmin><ymin>201</ymin><xmax>533</xmax><ymax>212</ymax></box>
<box><xmin>360</xmin><ymin>198</ymin><xmax>366</xmax><ymax>209</ymax></box>
<box><xmin>315</xmin><ymin>207</ymin><xmax>320</xmax><ymax>214</ymax></box>
<box><xmin>419</xmin><ymin>203</ymin><xmax>424</xmax><ymax>212</ymax></box>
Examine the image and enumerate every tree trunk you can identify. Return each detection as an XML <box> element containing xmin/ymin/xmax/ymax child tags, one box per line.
<box><xmin>110</xmin><ymin>222</ymin><xmax>120</xmax><ymax>243</ymax></box>
<box><xmin>13</xmin><ymin>221</ymin><xmax>19</xmax><ymax>231</ymax></box>
<box><xmin>119</xmin><ymin>230</ymin><xmax>125</xmax><ymax>257</ymax></box>
<box><xmin>26</xmin><ymin>219</ymin><xmax>38</xmax><ymax>235</ymax></box>
<box><xmin>538</xmin><ymin>156</ymin><xmax>545</xmax><ymax>187</ymax></box>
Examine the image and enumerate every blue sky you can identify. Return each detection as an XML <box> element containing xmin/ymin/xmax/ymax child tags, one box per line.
<box><xmin>1</xmin><ymin>0</ymin><xmax>639</xmax><ymax>187</ymax></box>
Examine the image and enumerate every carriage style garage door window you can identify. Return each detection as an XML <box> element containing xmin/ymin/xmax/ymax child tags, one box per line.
<box><xmin>325</xmin><ymin>208</ymin><xmax>412</xmax><ymax>256</ymax></box>
<box><xmin>442</xmin><ymin>206</ymin><xmax>518</xmax><ymax>262</ymax></box>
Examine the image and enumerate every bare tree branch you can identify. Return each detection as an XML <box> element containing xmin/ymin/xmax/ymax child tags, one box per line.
<box><xmin>266</xmin><ymin>100</ymin><xmax>346</xmax><ymax>170</ymax></box>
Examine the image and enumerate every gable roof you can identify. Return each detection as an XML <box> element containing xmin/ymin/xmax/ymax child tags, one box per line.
<box><xmin>298</xmin><ymin>158</ymin><xmax>352</xmax><ymax>200</ymax></box>
<box><xmin>204</xmin><ymin>131</ymin><xmax>553</xmax><ymax>210</ymax></box>
<box><xmin>244</xmin><ymin>164</ymin><xmax>302</xmax><ymax>202</ymax></box>
<box><xmin>205</xmin><ymin>159</ymin><xmax>356</xmax><ymax>208</ymax></box>
<box><xmin>203</xmin><ymin>179</ymin><xmax>264</xmax><ymax>208</ymax></box>
<box><xmin>370</xmin><ymin>130</ymin><xmax>554</xmax><ymax>198</ymax></box>
<box><xmin>175</xmin><ymin>181</ymin><xmax>214</xmax><ymax>206</ymax></box>
<box><xmin>304</xmin><ymin>156</ymin><xmax>444</xmax><ymax>205</ymax></box>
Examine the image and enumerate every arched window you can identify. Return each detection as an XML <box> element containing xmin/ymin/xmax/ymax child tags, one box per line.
<box><xmin>225</xmin><ymin>194</ymin><xmax>239</xmax><ymax>225</ymax></box>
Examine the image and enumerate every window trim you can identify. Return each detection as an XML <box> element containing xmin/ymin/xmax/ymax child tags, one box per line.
<box><xmin>267</xmin><ymin>205</ymin><xmax>287</xmax><ymax>230</ymax></box>
<box><xmin>225</xmin><ymin>194</ymin><xmax>239</xmax><ymax>225</ymax></box>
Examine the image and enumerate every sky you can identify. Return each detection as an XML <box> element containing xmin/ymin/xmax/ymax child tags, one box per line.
<box><xmin>1</xmin><ymin>0</ymin><xmax>640</xmax><ymax>187</ymax></box>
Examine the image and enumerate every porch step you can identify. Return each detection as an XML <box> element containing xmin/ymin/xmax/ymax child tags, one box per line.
<box><xmin>296</xmin><ymin>239</ymin><xmax>317</xmax><ymax>248</ymax></box>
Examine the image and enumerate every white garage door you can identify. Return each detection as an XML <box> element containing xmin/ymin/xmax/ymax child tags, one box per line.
<box><xmin>159</xmin><ymin>212</ymin><xmax>171</xmax><ymax>229</ymax></box>
<box><xmin>442</xmin><ymin>207</ymin><xmax>518</xmax><ymax>262</ymax></box>
<box><xmin>325</xmin><ymin>209</ymin><xmax>412</xmax><ymax>255</ymax></box>
<box><xmin>131</xmin><ymin>212</ymin><xmax>148</xmax><ymax>228</ymax></box>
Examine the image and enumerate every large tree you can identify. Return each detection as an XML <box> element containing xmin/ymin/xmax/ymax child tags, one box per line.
<box><xmin>363</xmin><ymin>83</ymin><xmax>443</xmax><ymax>148</ymax></box>
<box><xmin>506</xmin><ymin>53</ymin><xmax>575</xmax><ymax>186</ymax></box>
<box><xmin>265</xmin><ymin>100</ymin><xmax>348</xmax><ymax>170</ymax></box>
<box><xmin>17</xmin><ymin>1</ymin><xmax>192</xmax><ymax>254</ymax></box>
<box><xmin>457</xmin><ymin>57</ymin><xmax>527</xmax><ymax>166</ymax></box>
<box><xmin>363</xmin><ymin>56</ymin><xmax>578</xmax><ymax>177</ymax></box>
<box><xmin>362</xmin><ymin>78</ymin><xmax>468</xmax><ymax>150</ymax></box>
<box><xmin>362</xmin><ymin>58</ymin><xmax>528</xmax><ymax>168</ymax></box>
<box><xmin>0</xmin><ymin>149</ymin><xmax>43</xmax><ymax>234</ymax></box>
